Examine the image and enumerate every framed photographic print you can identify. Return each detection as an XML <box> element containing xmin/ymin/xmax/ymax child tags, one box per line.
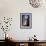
<box><xmin>20</xmin><ymin>13</ymin><xmax>32</xmax><ymax>29</ymax></box>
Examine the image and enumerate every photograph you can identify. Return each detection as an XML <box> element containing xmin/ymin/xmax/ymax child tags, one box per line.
<box><xmin>20</xmin><ymin>13</ymin><xmax>32</xmax><ymax>29</ymax></box>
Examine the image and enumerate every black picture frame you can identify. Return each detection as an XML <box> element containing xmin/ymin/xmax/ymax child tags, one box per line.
<box><xmin>20</xmin><ymin>13</ymin><xmax>32</xmax><ymax>29</ymax></box>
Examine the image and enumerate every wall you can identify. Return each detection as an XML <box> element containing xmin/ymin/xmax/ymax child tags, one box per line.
<box><xmin>0</xmin><ymin>0</ymin><xmax>46</xmax><ymax>40</ymax></box>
